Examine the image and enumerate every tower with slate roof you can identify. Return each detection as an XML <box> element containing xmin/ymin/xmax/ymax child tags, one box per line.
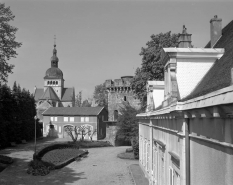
<box><xmin>34</xmin><ymin>40</ymin><xmax>75</xmax><ymax>121</ymax></box>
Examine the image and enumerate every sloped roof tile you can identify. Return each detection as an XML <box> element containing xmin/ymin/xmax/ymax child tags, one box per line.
<box><xmin>42</xmin><ymin>107</ymin><xmax>105</xmax><ymax>116</ymax></box>
<box><xmin>40</xmin><ymin>87</ymin><xmax>60</xmax><ymax>101</ymax></box>
<box><xmin>182</xmin><ymin>20</ymin><xmax>233</xmax><ymax>101</ymax></box>
<box><xmin>61</xmin><ymin>88</ymin><xmax>74</xmax><ymax>102</ymax></box>
<box><xmin>34</xmin><ymin>88</ymin><xmax>44</xmax><ymax>101</ymax></box>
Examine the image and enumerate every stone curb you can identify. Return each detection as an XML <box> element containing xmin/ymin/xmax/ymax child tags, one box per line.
<box><xmin>129</xmin><ymin>164</ymin><xmax>149</xmax><ymax>185</ymax></box>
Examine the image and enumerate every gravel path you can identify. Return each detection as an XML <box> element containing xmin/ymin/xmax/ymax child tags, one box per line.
<box><xmin>0</xmin><ymin>140</ymin><xmax>138</xmax><ymax>185</ymax></box>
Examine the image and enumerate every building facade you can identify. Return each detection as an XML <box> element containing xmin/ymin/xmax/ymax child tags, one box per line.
<box><xmin>42</xmin><ymin>107</ymin><xmax>108</xmax><ymax>140</ymax></box>
<box><xmin>138</xmin><ymin>16</ymin><xmax>233</xmax><ymax>185</ymax></box>
<box><xmin>34</xmin><ymin>44</ymin><xmax>75</xmax><ymax>121</ymax></box>
<box><xmin>105</xmin><ymin>76</ymin><xmax>141</xmax><ymax>121</ymax></box>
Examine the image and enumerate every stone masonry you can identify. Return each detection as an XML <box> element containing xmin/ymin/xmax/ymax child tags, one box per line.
<box><xmin>105</xmin><ymin>76</ymin><xmax>141</xmax><ymax>121</ymax></box>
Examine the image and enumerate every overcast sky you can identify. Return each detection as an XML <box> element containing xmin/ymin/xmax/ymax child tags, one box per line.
<box><xmin>3</xmin><ymin>0</ymin><xmax>233</xmax><ymax>99</ymax></box>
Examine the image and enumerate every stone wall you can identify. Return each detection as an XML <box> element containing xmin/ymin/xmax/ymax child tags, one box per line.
<box><xmin>105</xmin><ymin>76</ymin><xmax>141</xmax><ymax>121</ymax></box>
<box><xmin>105</xmin><ymin>121</ymin><xmax>118</xmax><ymax>146</ymax></box>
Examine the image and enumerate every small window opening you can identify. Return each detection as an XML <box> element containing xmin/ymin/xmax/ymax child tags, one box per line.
<box><xmin>114</xmin><ymin>110</ymin><xmax>118</xmax><ymax>121</ymax></box>
<box><xmin>56</xmin><ymin>81</ymin><xmax>58</xmax><ymax>85</ymax></box>
<box><xmin>53</xmin><ymin>81</ymin><xmax>55</xmax><ymax>85</ymax></box>
<box><xmin>124</xmin><ymin>96</ymin><xmax>127</xmax><ymax>101</ymax></box>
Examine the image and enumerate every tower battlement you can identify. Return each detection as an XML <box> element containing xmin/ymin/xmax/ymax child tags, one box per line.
<box><xmin>105</xmin><ymin>76</ymin><xmax>133</xmax><ymax>92</ymax></box>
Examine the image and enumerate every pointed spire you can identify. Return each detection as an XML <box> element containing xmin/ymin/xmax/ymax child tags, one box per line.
<box><xmin>51</xmin><ymin>35</ymin><xmax>59</xmax><ymax>67</ymax></box>
<box><xmin>53</xmin><ymin>35</ymin><xmax>57</xmax><ymax>56</ymax></box>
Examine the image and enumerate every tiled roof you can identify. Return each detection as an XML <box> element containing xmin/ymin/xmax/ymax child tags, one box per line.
<box><xmin>42</xmin><ymin>107</ymin><xmax>105</xmax><ymax>116</ymax></box>
<box><xmin>182</xmin><ymin>20</ymin><xmax>233</xmax><ymax>101</ymax></box>
<box><xmin>34</xmin><ymin>88</ymin><xmax>44</xmax><ymax>101</ymax></box>
<box><xmin>61</xmin><ymin>88</ymin><xmax>74</xmax><ymax>102</ymax></box>
<box><xmin>36</xmin><ymin>100</ymin><xmax>52</xmax><ymax>109</ymax></box>
<box><xmin>40</xmin><ymin>87</ymin><xmax>60</xmax><ymax>101</ymax></box>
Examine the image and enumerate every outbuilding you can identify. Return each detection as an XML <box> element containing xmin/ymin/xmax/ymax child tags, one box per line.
<box><xmin>42</xmin><ymin>106</ymin><xmax>108</xmax><ymax>140</ymax></box>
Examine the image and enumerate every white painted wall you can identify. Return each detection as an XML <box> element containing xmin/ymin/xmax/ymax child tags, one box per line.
<box><xmin>176</xmin><ymin>58</ymin><xmax>214</xmax><ymax>99</ymax></box>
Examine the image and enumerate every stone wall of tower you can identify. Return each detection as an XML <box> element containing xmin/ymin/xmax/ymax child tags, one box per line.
<box><xmin>105</xmin><ymin>76</ymin><xmax>141</xmax><ymax>121</ymax></box>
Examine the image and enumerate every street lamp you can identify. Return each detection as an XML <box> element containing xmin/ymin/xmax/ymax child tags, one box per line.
<box><xmin>34</xmin><ymin>115</ymin><xmax>37</xmax><ymax>159</ymax></box>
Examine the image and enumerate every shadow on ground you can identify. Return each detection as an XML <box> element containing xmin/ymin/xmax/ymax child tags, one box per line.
<box><xmin>0</xmin><ymin>137</ymin><xmax>67</xmax><ymax>154</ymax></box>
<box><xmin>0</xmin><ymin>157</ymin><xmax>86</xmax><ymax>185</ymax></box>
<box><xmin>0</xmin><ymin>137</ymin><xmax>87</xmax><ymax>185</ymax></box>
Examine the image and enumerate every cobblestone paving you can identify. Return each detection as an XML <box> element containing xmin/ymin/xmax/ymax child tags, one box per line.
<box><xmin>0</xmin><ymin>139</ymin><xmax>138</xmax><ymax>185</ymax></box>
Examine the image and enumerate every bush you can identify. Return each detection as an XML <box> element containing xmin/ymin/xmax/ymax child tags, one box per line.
<box><xmin>36</xmin><ymin>143</ymin><xmax>80</xmax><ymax>159</ymax></box>
<box><xmin>132</xmin><ymin>136</ymin><xmax>139</xmax><ymax>159</ymax></box>
<box><xmin>0</xmin><ymin>155</ymin><xmax>13</xmax><ymax>164</ymax></box>
<box><xmin>27</xmin><ymin>159</ymin><xmax>55</xmax><ymax>176</ymax></box>
<box><xmin>28</xmin><ymin>143</ymin><xmax>88</xmax><ymax>176</ymax></box>
<box><xmin>42</xmin><ymin>148</ymin><xmax>86</xmax><ymax>167</ymax></box>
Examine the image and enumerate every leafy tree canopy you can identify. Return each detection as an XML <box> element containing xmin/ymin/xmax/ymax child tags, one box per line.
<box><xmin>82</xmin><ymin>99</ymin><xmax>92</xmax><ymax>107</ymax></box>
<box><xmin>93</xmin><ymin>83</ymin><xmax>107</xmax><ymax>108</ymax></box>
<box><xmin>0</xmin><ymin>3</ymin><xmax>22</xmax><ymax>83</ymax></box>
<box><xmin>116</xmin><ymin>102</ymin><xmax>141</xmax><ymax>141</ymax></box>
<box><xmin>131</xmin><ymin>31</ymin><xmax>179</xmax><ymax>109</ymax></box>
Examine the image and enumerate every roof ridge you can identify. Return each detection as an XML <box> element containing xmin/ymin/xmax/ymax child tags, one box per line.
<box><xmin>40</xmin><ymin>87</ymin><xmax>60</xmax><ymax>101</ymax></box>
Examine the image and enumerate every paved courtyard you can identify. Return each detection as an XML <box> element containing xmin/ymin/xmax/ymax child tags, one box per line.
<box><xmin>0</xmin><ymin>139</ymin><xmax>138</xmax><ymax>185</ymax></box>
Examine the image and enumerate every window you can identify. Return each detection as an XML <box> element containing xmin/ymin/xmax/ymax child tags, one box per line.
<box><xmin>153</xmin><ymin>149</ymin><xmax>158</xmax><ymax>185</ymax></box>
<box><xmin>54</xmin><ymin>117</ymin><xmax>57</xmax><ymax>121</ymax></box>
<box><xmin>81</xmin><ymin>117</ymin><xmax>84</xmax><ymax>122</ymax></box>
<box><xmin>169</xmin><ymin>167</ymin><xmax>174</xmax><ymax>185</ymax></box>
<box><xmin>59</xmin><ymin>126</ymin><xmax>62</xmax><ymax>133</ymax></box>
<box><xmin>53</xmin><ymin>81</ymin><xmax>55</xmax><ymax>85</ymax></box>
<box><xmin>85</xmin><ymin>117</ymin><xmax>89</xmax><ymax>122</ymax></box>
<box><xmin>144</xmin><ymin>140</ymin><xmax>146</xmax><ymax>167</ymax></box>
<box><xmin>124</xmin><ymin>96</ymin><xmax>127</xmax><ymax>101</ymax></box>
<box><xmin>102</xmin><ymin>115</ymin><xmax>104</xmax><ymax>121</ymax></box>
<box><xmin>146</xmin><ymin>141</ymin><xmax>150</xmax><ymax>172</ymax></box>
<box><xmin>114</xmin><ymin>110</ymin><xmax>118</xmax><ymax>121</ymax></box>
<box><xmin>70</xmin><ymin>117</ymin><xmax>74</xmax><ymax>122</ymax></box>
<box><xmin>139</xmin><ymin>137</ymin><xmax>143</xmax><ymax>163</ymax></box>
<box><xmin>50</xmin><ymin>117</ymin><xmax>54</xmax><ymax>121</ymax></box>
<box><xmin>47</xmin><ymin>81</ymin><xmax>49</xmax><ymax>85</ymax></box>
<box><xmin>64</xmin><ymin>117</ymin><xmax>68</xmax><ymax>122</ymax></box>
<box><xmin>56</xmin><ymin>81</ymin><xmax>58</xmax><ymax>85</ymax></box>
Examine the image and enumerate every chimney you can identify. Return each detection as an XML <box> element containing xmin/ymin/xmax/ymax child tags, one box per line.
<box><xmin>178</xmin><ymin>25</ymin><xmax>192</xmax><ymax>48</ymax></box>
<box><xmin>210</xmin><ymin>15</ymin><xmax>222</xmax><ymax>47</ymax></box>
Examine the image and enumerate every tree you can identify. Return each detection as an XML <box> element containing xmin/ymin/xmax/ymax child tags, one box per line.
<box><xmin>75</xmin><ymin>91</ymin><xmax>82</xmax><ymax>107</ymax></box>
<box><xmin>88</xmin><ymin>128</ymin><xmax>97</xmax><ymax>141</ymax></box>
<box><xmin>0</xmin><ymin>3</ymin><xmax>22</xmax><ymax>83</ymax></box>
<box><xmin>82</xmin><ymin>99</ymin><xmax>92</xmax><ymax>107</ymax></box>
<box><xmin>93</xmin><ymin>83</ymin><xmax>107</xmax><ymax>108</ymax></box>
<box><xmin>64</xmin><ymin>125</ymin><xmax>81</xmax><ymax>142</ymax></box>
<box><xmin>131</xmin><ymin>31</ymin><xmax>179</xmax><ymax>109</ymax></box>
<box><xmin>116</xmin><ymin>102</ymin><xmax>141</xmax><ymax>141</ymax></box>
<box><xmin>64</xmin><ymin>125</ymin><xmax>93</xmax><ymax>142</ymax></box>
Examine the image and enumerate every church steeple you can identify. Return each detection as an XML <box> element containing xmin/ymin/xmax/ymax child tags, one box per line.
<box><xmin>51</xmin><ymin>35</ymin><xmax>59</xmax><ymax>68</ymax></box>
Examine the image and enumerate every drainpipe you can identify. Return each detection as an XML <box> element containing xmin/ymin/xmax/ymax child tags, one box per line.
<box><xmin>185</xmin><ymin>118</ymin><xmax>190</xmax><ymax>185</ymax></box>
